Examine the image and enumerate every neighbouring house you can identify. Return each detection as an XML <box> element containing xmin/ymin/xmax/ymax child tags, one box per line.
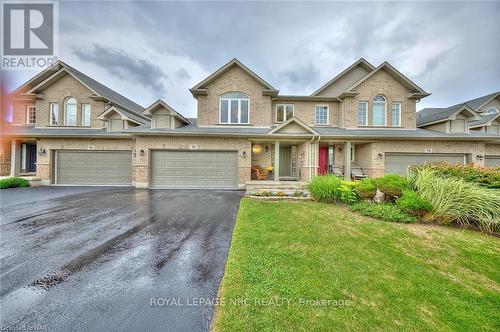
<box><xmin>1</xmin><ymin>58</ymin><xmax>499</xmax><ymax>189</ymax></box>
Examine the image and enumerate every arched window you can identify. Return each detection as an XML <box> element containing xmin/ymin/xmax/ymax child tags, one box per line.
<box><xmin>220</xmin><ymin>92</ymin><xmax>249</xmax><ymax>124</ymax></box>
<box><xmin>372</xmin><ymin>95</ymin><xmax>386</xmax><ymax>126</ymax></box>
<box><xmin>64</xmin><ymin>97</ymin><xmax>77</xmax><ymax>126</ymax></box>
<box><xmin>485</xmin><ymin>107</ymin><xmax>498</xmax><ymax>115</ymax></box>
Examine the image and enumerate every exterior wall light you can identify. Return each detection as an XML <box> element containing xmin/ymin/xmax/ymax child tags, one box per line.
<box><xmin>38</xmin><ymin>148</ymin><xmax>46</xmax><ymax>156</ymax></box>
<box><xmin>252</xmin><ymin>144</ymin><xmax>262</xmax><ymax>154</ymax></box>
<box><xmin>476</xmin><ymin>154</ymin><xmax>483</xmax><ymax>161</ymax></box>
<box><xmin>140</xmin><ymin>150</ymin><xmax>145</xmax><ymax>157</ymax></box>
<box><xmin>242</xmin><ymin>151</ymin><xmax>247</xmax><ymax>158</ymax></box>
<box><xmin>265</xmin><ymin>145</ymin><xmax>269</xmax><ymax>153</ymax></box>
<box><xmin>377</xmin><ymin>153</ymin><xmax>384</xmax><ymax>160</ymax></box>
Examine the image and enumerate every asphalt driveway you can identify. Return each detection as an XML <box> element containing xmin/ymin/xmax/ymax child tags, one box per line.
<box><xmin>0</xmin><ymin>187</ymin><xmax>243</xmax><ymax>332</ymax></box>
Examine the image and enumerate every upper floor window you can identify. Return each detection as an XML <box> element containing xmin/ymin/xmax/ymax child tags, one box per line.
<box><xmin>220</xmin><ymin>92</ymin><xmax>249</xmax><ymax>124</ymax></box>
<box><xmin>276</xmin><ymin>104</ymin><xmax>294</xmax><ymax>123</ymax></box>
<box><xmin>64</xmin><ymin>97</ymin><xmax>77</xmax><ymax>126</ymax></box>
<box><xmin>485</xmin><ymin>107</ymin><xmax>498</xmax><ymax>115</ymax></box>
<box><xmin>49</xmin><ymin>102</ymin><xmax>59</xmax><ymax>125</ymax></box>
<box><xmin>315</xmin><ymin>105</ymin><xmax>329</xmax><ymax>125</ymax></box>
<box><xmin>372</xmin><ymin>95</ymin><xmax>386</xmax><ymax>126</ymax></box>
<box><xmin>26</xmin><ymin>106</ymin><xmax>36</xmax><ymax>124</ymax></box>
<box><xmin>358</xmin><ymin>102</ymin><xmax>367</xmax><ymax>126</ymax></box>
<box><xmin>391</xmin><ymin>102</ymin><xmax>401</xmax><ymax>127</ymax></box>
<box><xmin>82</xmin><ymin>104</ymin><xmax>91</xmax><ymax>126</ymax></box>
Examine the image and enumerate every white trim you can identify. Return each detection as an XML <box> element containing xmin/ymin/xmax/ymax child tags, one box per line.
<box><xmin>64</xmin><ymin>97</ymin><xmax>78</xmax><ymax>126</ymax></box>
<box><xmin>358</xmin><ymin>101</ymin><xmax>368</xmax><ymax>126</ymax></box>
<box><xmin>26</xmin><ymin>105</ymin><xmax>36</xmax><ymax>124</ymax></box>
<box><xmin>81</xmin><ymin>103</ymin><xmax>91</xmax><ymax>127</ymax></box>
<box><xmin>219</xmin><ymin>93</ymin><xmax>250</xmax><ymax>124</ymax></box>
<box><xmin>275</xmin><ymin>104</ymin><xmax>294</xmax><ymax>123</ymax></box>
<box><xmin>372</xmin><ymin>95</ymin><xmax>387</xmax><ymax>126</ymax></box>
<box><xmin>391</xmin><ymin>102</ymin><xmax>402</xmax><ymax>127</ymax></box>
<box><xmin>314</xmin><ymin>105</ymin><xmax>329</xmax><ymax>125</ymax></box>
<box><xmin>49</xmin><ymin>102</ymin><xmax>59</xmax><ymax>126</ymax></box>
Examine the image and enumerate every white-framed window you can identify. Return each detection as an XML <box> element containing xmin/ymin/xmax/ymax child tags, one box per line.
<box><xmin>358</xmin><ymin>102</ymin><xmax>368</xmax><ymax>126</ymax></box>
<box><xmin>82</xmin><ymin>104</ymin><xmax>91</xmax><ymax>126</ymax></box>
<box><xmin>49</xmin><ymin>102</ymin><xmax>59</xmax><ymax>125</ymax></box>
<box><xmin>315</xmin><ymin>105</ymin><xmax>329</xmax><ymax>125</ymax></box>
<box><xmin>372</xmin><ymin>95</ymin><xmax>386</xmax><ymax>126</ymax></box>
<box><xmin>220</xmin><ymin>92</ymin><xmax>249</xmax><ymax>124</ymax></box>
<box><xmin>276</xmin><ymin>104</ymin><xmax>294</xmax><ymax>123</ymax></box>
<box><xmin>485</xmin><ymin>107</ymin><xmax>498</xmax><ymax>115</ymax></box>
<box><xmin>26</xmin><ymin>106</ymin><xmax>36</xmax><ymax>124</ymax></box>
<box><xmin>391</xmin><ymin>102</ymin><xmax>401</xmax><ymax>127</ymax></box>
<box><xmin>64</xmin><ymin>97</ymin><xmax>77</xmax><ymax>126</ymax></box>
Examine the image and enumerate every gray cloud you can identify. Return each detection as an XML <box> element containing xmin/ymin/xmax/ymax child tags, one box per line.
<box><xmin>73</xmin><ymin>44</ymin><xmax>168</xmax><ymax>96</ymax></box>
<box><xmin>3</xmin><ymin>1</ymin><xmax>499</xmax><ymax>116</ymax></box>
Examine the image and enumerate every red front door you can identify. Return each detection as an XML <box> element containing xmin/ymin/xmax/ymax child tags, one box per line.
<box><xmin>319</xmin><ymin>146</ymin><xmax>328</xmax><ymax>175</ymax></box>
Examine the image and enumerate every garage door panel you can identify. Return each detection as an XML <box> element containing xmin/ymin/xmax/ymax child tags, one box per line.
<box><xmin>485</xmin><ymin>155</ymin><xmax>500</xmax><ymax>167</ymax></box>
<box><xmin>56</xmin><ymin>151</ymin><xmax>132</xmax><ymax>185</ymax></box>
<box><xmin>385</xmin><ymin>153</ymin><xmax>466</xmax><ymax>175</ymax></box>
<box><xmin>151</xmin><ymin>150</ymin><xmax>238</xmax><ymax>189</ymax></box>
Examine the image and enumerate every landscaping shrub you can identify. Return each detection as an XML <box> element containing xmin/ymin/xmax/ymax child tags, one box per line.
<box><xmin>396</xmin><ymin>189</ymin><xmax>432</xmax><ymax>217</ymax></box>
<box><xmin>308</xmin><ymin>175</ymin><xmax>342</xmax><ymax>202</ymax></box>
<box><xmin>350</xmin><ymin>202</ymin><xmax>417</xmax><ymax>223</ymax></box>
<box><xmin>373</xmin><ymin>174</ymin><xmax>409</xmax><ymax>201</ymax></box>
<box><xmin>412</xmin><ymin>162</ymin><xmax>500</xmax><ymax>189</ymax></box>
<box><xmin>0</xmin><ymin>177</ymin><xmax>30</xmax><ymax>189</ymax></box>
<box><xmin>338</xmin><ymin>183</ymin><xmax>359</xmax><ymax>204</ymax></box>
<box><xmin>355</xmin><ymin>179</ymin><xmax>377</xmax><ymax>201</ymax></box>
<box><xmin>409</xmin><ymin>168</ymin><xmax>500</xmax><ymax>232</ymax></box>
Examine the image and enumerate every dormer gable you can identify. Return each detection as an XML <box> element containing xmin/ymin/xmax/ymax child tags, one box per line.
<box><xmin>190</xmin><ymin>58</ymin><xmax>278</xmax><ymax>97</ymax></box>
<box><xmin>312</xmin><ymin>58</ymin><xmax>375</xmax><ymax>97</ymax></box>
<box><xmin>268</xmin><ymin>117</ymin><xmax>319</xmax><ymax>135</ymax></box>
<box><xmin>143</xmin><ymin>100</ymin><xmax>191</xmax><ymax>129</ymax></box>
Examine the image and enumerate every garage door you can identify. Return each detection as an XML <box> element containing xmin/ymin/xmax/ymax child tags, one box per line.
<box><xmin>150</xmin><ymin>150</ymin><xmax>238</xmax><ymax>189</ymax></box>
<box><xmin>485</xmin><ymin>155</ymin><xmax>500</xmax><ymax>167</ymax></box>
<box><xmin>385</xmin><ymin>153</ymin><xmax>466</xmax><ymax>175</ymax></box>
<box><xmin>56</xmin><ymin>150</ymin><xmax>132</xmax><ymax>185</ymax></box>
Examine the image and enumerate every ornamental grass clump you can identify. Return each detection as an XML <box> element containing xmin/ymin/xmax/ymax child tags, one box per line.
<box><xmin>409</xmin><ymin>168</ymin><xmax>500</xmax><ymax>232</ymax></box>
<box><xmin>308</xmin><ymin>175</ymin><xmax>342</xmax><ymax>202</ymax></box>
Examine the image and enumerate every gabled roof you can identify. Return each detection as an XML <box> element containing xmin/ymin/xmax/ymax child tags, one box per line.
<box><xmin>417</xmin><ymin>104</ymin><xmax>480</xmax><ymax>127</ymax></box>
<box><xmin>455</xmin><ymin>91</ymin><xmax>499</xmax><ymax>112</ymax></box>
<box><xmin>97</xmin><ymin>105</ymin><xmax>149</xmax><ymax>125</ymax></box>
<box><xmin>12</xmin><ymin>60</ymin><xmax>146</xmax><ymax>116</ymax></box>
<box><xmin>342</xmin><ymin>62</ymin><xmax>430</xmax><ymax>99</ymax></box>
<box><xmin>311</xmin><ymin>58</ymin><xmax>375</xmax><ymax>96</ymax></box>
<box><xmin>267</xmin><ymin>117</ymin><xmax>319</xmax><ymax>135</ymax></box>
<box><xmin>142</xmin><ymin>99</ymin><xmax>191</xmax><ymax>124</ymax></box>
<box><xmin>190</xmin><ymin>58</ymin><xmax>278</xmax><ymax>97</ymax></box>
<box><xmin>469</xmin><ymin>112</ymin><xmax>500</xmax><ymax>128</ymax></box>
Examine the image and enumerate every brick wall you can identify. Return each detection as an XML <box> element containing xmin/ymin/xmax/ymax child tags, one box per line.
<box><xmin>196</xmin><ymin>66</ymin><xmax>272</xmax><ymax>127</ymax></box>
<box><xmin>344</xmin><ymin>69</ymin><xmax>416</xmax><ymax>129</ymax></box>
<box><xmin>34</xmin><ymin>74</ymin><xmax>107</xmax><ymax>128</ymax></box>
<box><xmin>271</xmin><ymin>100</ymin><xmax>341</xmax><ymax>127</ymax></box>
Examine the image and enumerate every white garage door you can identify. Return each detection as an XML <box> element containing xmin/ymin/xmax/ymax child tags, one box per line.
<box><xmin>150</xmin><ymin>150</ymin><xmax>238</xmax><ymax>189</ymax></box>
<box><xmin>485</xmin><ymin>155</ymin><xmax>500</xmax><ymax>167</ymax></box>
<box><xmin>56</xmin><ymin>150</ymin><xmax>132</xmax><ymax>185</ymax></box>
<box><xmin>385</xmin><ymin>153</ymin><xmax>466</xmax><ymax>175</ymax></box>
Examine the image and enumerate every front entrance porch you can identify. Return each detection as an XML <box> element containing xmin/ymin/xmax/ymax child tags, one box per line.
<box><xmin>250</xmin><ymin>141</ymin><xmax>304</xmax><ymax>182</ymax></box>
<box><xmin>9</xmin><ymin>139</ymin><xmax>38</xmax><ymax>177</ymax></box>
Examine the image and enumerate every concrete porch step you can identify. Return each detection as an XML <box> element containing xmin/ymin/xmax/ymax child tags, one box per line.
<box><xmin>245</xmin><ymin>181</ymin><xmax>308</xmax><ymax>191</ymax></box>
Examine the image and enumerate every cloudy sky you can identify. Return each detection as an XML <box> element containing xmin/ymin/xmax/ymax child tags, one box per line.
<box><xmin>3</xmin><ymin>1</ymin><xmax>500</xmax><ymax>117</ymax></box>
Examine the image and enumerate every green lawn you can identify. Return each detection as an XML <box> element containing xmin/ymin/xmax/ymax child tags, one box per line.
<box><xmin>213</xmin><ymin>199</ymin><xmax>500</xmax><ymax>331</ymax></box>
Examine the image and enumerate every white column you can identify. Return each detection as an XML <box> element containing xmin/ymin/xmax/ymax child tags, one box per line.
<box><xmin>344</xmin><ymin>141</ymin><xmax>352</xmax><ymax>181</ymax></box>
<box><xmin>274</xmin><ymin>141</ymin><xmax>280</xmax><ymax>182</ymax></box>
<box><xmin>10</xmin><ymin>140</ymin><xmax>17</xmax><ymax>177</ymax></box>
